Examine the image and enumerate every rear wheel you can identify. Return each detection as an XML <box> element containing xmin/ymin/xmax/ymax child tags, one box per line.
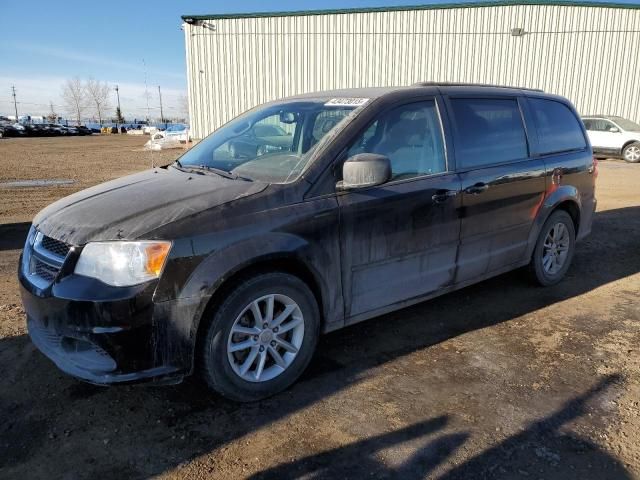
<box><xmin>198</xmin><ymin>272</ymin><xmax>320</xmax><ymax>402</ymax></box>
<box><xmin>529</xmin><ymin>210</ymin><xmax>576</xmax><ymax>286</ymax></box>
<box><xmin>622</xmin><ymin>142</ymin><xmax>640</xmax><ymax>163</ymax></box>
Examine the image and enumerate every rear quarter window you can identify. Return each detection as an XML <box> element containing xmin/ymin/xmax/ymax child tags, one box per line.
<box><xmin>449</xmin><ymin>98</ymin><xmax>528</xmax><ymax>168</ymax></box>
<box><xmin>530</xmin><ymin>98</ymin><xmax>587</xmax><ymax>154</ymax></box>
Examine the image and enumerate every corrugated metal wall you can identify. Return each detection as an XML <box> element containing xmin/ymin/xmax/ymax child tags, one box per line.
<box><xmin>184</xmin><ymin>4</ymin><xmax>640</xmax><ymax>139</ymax></box>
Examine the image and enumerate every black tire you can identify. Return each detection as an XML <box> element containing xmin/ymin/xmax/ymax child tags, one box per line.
<box><xmin>198</xmin><ymin>272</ymin><xmax>320</xmax><ymax>402</ymax></box>
<box><xmin>622</xmin><ymin>142</ymin><xmax>640</xmax><ymax>163</ymax></box>
<box><xmin>528</xmin><ymin>210</ymin><xmax>576</xmax><ymax>286</ymax></box>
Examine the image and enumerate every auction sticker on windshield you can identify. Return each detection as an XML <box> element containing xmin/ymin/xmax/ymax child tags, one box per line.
<box><xmin>325</xmin><ymin>98</ymin><xmax>369</xmax><ymax>107</ymax></box>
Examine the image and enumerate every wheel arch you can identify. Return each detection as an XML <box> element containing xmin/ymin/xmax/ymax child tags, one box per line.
<box><xmin>526</xmin><ymin>188</ymin><xmax>581</xmax><ymax>260</ymax></box>
<box><xmin>190</xmin><ymin>252</ymin><xmax>327</xmax><ymax>375</ymax></box>
<box><xmin>553</xmin><ymin>199</ymin><xmax>580</xmax><ymax>233</ymax></box>
<box><xmin>622</xmin><ymin>140</ymin><xmax>640</xmax><ymax>160</ymax></box>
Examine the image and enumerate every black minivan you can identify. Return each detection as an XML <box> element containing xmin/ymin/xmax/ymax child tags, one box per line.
<box><xmin>20</xmin><ymin>83</ymin><xmax>597</xmax><ymax>401</ymax></box>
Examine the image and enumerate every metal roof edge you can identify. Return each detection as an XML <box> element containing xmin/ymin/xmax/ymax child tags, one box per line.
<box><xmin>182</xmin><ymin>1</ymin><xmax>640</xmax><ymax>22</ymax></box>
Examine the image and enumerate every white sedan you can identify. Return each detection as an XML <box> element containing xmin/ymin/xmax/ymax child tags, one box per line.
<box><xmin>582</xmin><ymin>115</ymin><xmax>640</xmax><ymax>163</ymax></box>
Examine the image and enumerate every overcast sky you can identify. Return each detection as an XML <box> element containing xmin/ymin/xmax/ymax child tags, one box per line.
<box><xmin>1</xmin><ymin>0</ymin><xmax>636</xmax><ymax>120</ymax></box>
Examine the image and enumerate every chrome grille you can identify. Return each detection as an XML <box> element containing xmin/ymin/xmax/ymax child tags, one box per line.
<box><xmin>23</xmin><ymin>230</ymin><xmax>71</xmax><ymax>289</ymax></box>
<box><xmin>41</xmin><ymin>236</ymin><xmax>70</xmax><ymax>258</ymax></box>
<box><xmin>33</xmin><ymin>260</ymin><xmax>59</xmax><ymax>282</ymax></box>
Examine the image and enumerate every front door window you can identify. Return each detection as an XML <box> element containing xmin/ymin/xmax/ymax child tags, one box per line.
<box><xmin>345</xmin><ymin>100</ymin><xmax>447</xmax><ymax>180</ymax></box>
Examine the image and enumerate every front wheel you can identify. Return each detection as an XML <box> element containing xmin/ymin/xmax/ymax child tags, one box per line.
<box><xmin>528</xmin><ymin>210</ymin><xmax>576</xmax><ymax>286</ymax></box>
<box><xmin>198</xmin><ymin>272</ymin><xmax>320</xmax><ymax>402</ymax></box>
<box><xmin>623</xmin><ymin>142</ymin><xmax>640</xmax><ymax>163</ymax></box>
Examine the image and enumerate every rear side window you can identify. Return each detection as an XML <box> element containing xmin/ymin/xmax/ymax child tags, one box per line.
<box><xmin>530</xmin><ymin>98</ymin><xmax>587</xmax><ymax>154</ymax></box>
<box><xmin>449</xmin><ymin>98</ymin><xmax>528</xmax><ymax>168</ymax></box>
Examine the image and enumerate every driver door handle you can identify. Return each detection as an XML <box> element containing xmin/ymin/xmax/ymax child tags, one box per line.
<box><xmin>464</xmin><ymin>182</ymin><xmax>489</xmax><ymax>194</ymax></box>
<box><xmin>432</xmin><ymin>189</ymin><xmax>458</xmax><ymax>203</ymax></box>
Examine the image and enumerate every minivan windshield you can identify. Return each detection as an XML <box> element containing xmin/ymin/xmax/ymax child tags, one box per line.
<box><xmin>610</xmin><ymin>116</ymin><xmax>640</xmax><ymax>132</ymax></box>
<box><xmin>176</xmin><ymin>100</ymin><xmax>361</xmax><ymax>183</ymax></box>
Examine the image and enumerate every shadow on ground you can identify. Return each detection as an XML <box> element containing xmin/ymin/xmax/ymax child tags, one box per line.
<box><xmin>250</xmin><ymin>375</ymin><xmax>628</xmax><ymax>479</ymax></box>
<box><xmin>0</xmin><ymin>222</ymin><xmax>30</xmax><ymax>251</ymax></box>
<box><xmin>0</xmin><ymin>206</ymin><xmax>638</xmax><ymax>478</ymax></box>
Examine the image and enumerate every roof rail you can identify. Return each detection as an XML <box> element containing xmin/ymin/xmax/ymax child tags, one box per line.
<box><xmin>413</xmin><ymin>81</ymin><xmax>543</xmax><ymax>92</ymax></box>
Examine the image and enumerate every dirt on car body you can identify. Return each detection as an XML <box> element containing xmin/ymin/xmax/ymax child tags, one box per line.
<box><xmin>0</xmin><ymin>136</ymin><xmax>638</xmax><ymax>479</ymax></box>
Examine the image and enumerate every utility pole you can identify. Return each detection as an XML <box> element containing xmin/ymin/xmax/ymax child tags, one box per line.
<box><xmin>115</xmin><ymin>84</ymin><xmax>121</xmax><ymax>112</ymax></box>
<box><xmin>114</xmin><ymin>84</ymin><xmax>122</xmax><ymax>128</ymax></box>
<box><xmin>158</xmin><ymin>85</ymin><xmax>164</xmax><ymax>125</ymax></box>
<box><xmin>11</xmin><ymin>86</ymin><xmax>18</xmax><ymax>122</ymax></box>
<box><xmin>143</xmin><ymin>58</ymin><xmax>150</xmax><ymax>123</ymax></box>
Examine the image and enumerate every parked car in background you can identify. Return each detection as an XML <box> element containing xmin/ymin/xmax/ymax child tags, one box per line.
<box><xmin>75</xmin><ymin>126</ymin><xmax>93</xmax><ymax>136</ymax></box>
<box><xmin>582</xmin><ymin>115</ymin><xmax>640</xmax><ymax>163</ymax></box>
<box><xmin>148</xmin><ymin>123</ymin><xmax>190</xmax><ymax>143</ymax></box>
<box><xmin>43</xmin><ymin>124</ymin><xmax>66</xmax><ymax>136</ymax></box>
<box><xmin>20</xmin><ymin>84</ymin><xmax>597</xmax><ymax>401</ymax></box>
<box><xmin>0</xmin><ymin>123</ymin><xmax>26</xmax><ymax>138</ymax></box>
<box><xmin>24</xmin><ymin>124</ymin><xmax>49</xmax><ymax>136</ymax></box>
<box><xmin>143</xmin><ymin>125</ymin><xmax>159</xmax><ymax>135</ymax></box>
<box><xmin>2</xmin><ymin>122</ymin><xmax>97</xmax><ymax>137</ymax></box>
<box><xmin>12</xmin><ymin>123</ymin><xmax>26</xmax><ymax>134</ymax></box>
<box><xmin>37</xmin><ymin>124</ymin><xmax>60</xmax><ymax>136</ymax></box>
<box><xmin>163</xmin><ymin>123</ymin><xmax>189</xmax><ymax>138</ymax></box>
<box><xmin>126</xmin><ymin>127</ymin><xmax>145</xmax><ymax>136</ymax></box>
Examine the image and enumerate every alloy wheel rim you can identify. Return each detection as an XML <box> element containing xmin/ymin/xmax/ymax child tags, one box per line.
<box><xmin>227</xmin><ymin>293</ymin><xmax>304</xmax><ymax>383</ymax></box>
<box><xmin>625</xmin><ymin>146</ymin><xmax>640</xmax><ymax>161</ymax></box>
<box><xmin>542</xmin><ymin>222</ymin><xmax>570</xmax><ymax>275</ymax></box>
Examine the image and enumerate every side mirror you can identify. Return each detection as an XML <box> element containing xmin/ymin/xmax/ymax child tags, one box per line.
<box><xmin>338</xmin><ymin>153</ymin><xmax>391</xmax><ymax>190</ymax></box>
<box><xmin>609</xmin><ymin>127</ymin><xmax>620</xmax><ymax>133</ymax></box>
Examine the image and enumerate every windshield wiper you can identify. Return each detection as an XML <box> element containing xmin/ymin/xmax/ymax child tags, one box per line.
<box><xmin>170</xmin><ymin>159</ymin><xmax>187</xmax><ymax>171</ymax></box>
<box><xmin>187</xmin><ymin>165</ymin><xmax>253</xmax><ymax>182</ymax></box>
<box><xmin>171</xmin><ymin>161</ymin><xmax>252</xmax><ymax>181</ymax></box>
<box><xmin>189</xmin><ymin>165</ymin><xmax>237</xmax><ymax>179</ymax></box>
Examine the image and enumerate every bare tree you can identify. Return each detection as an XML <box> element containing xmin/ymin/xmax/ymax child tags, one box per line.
<box><xmin>61</xmin><ymin>77</ymin><xmax>87</xmax><ymax>125</ymax></box>
<box><xmin>85</xmin><ymin>78</ymin><xmax>111</xmax><ymax>125</ymax></box>
<box><xmin>46</xmin><ymin>101</ymin><xmax>58</xmax><ymax>123</ymax></box>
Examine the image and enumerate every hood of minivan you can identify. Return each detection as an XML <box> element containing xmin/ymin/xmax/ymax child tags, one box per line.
<box><xmin>33</xmin><ymin>167</ymin><xmax>267</xmax><ymax>245</ymax></box>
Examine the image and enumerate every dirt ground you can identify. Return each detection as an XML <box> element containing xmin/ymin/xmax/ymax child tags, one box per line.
<box><xmin>0</xmin><ymin>136</ymin><xmax>638</xmax><ymax>479</ymax></box>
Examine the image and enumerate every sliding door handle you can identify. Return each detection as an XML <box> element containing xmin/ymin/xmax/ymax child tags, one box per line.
<box><xmin>464</xmin><ymin>182</ymin><xmax>489</xmax><ymax>194</ymax></box>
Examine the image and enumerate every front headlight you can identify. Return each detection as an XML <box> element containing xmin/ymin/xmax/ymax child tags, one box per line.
<box><xmin>74</xmin><ymin>241</ymin><xmax>172</xmax><ymax>287</ymax></box>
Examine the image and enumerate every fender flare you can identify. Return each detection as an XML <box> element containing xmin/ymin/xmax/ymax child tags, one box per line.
<box><xmin>177</xmin><ymin>232</ymin><xmax>332</xmax><ymax>369</ymax></box>
<box><xmin>525</xmin><ymin>185</ymin><xmax>581</xmax><ymax>260</ymax></box>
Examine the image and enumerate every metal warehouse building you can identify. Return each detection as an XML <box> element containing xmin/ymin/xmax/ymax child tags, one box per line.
<box><xmin>182</xmin><ymin>1</ymin><xmax>640</xmax><ymax>140</ymax></box>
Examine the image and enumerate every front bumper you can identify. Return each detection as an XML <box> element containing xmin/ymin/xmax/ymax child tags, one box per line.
<box><xmin>20</xmin><ymin>270</ymin><xmax>189</xmax><ymax>386</ymax></box>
